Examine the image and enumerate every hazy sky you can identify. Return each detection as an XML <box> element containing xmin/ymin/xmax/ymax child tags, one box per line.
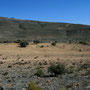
<box><xmin>0</xmin><ymin>0</ymin><xmax>90</xmax><ymax>25</ymax></box>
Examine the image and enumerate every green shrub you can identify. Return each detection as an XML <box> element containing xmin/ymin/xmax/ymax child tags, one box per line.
<box><xmin>3</xmin><ymin>40</ymin><xmax>10</xmax><ymax>43</ymax></box>
<box><xmin>78</xmin><ymin>41</ymin><xmax>88</xmax><ymax>45</ymax></box>
<box><xmin>14</xmin><ymin>39</ymin><xmax>22</xmax><ymax>43</ymax></box>
<box><xmin>62</xmin><ymin>88</ymin><xmax>66</xmax><ymax>90</ymax></box>
<box><xmin>81</xmin><ymin>63</ymin><xmax>90</xmax><ymax>69</ymax></box>
<box><xmin>33</xmin><ymin>40</ymin><xmax>40</xmax><ymax>44</ymax></box>
<box><xmin>39</xmin><ymin>62</ymin><xmax>42</xmax><ymax>65</ymax></box>
<box><xmin>48</xmin><ymin>63</ymin><xmax>65</xmax><ymax>76</ymax></box>
<box><xmin>51</xmin><ymin>42</ymin><xmax>56</xmax><ymax>46</ymax></box>
<box><xmin>34</xmin><ymin>69</ymin><xmax>44</xmax><ymax>77</ymax></box>
<box><xmin>19</xmin><ymin>41</ymin><xmax>29</xmax><ymax>47</ymax></box>
<box><xmin>28</xmin><ymin>81</ymin><xmax>42</xmax><ymax>90</ymax></box>
<box><xmin>67</xmin><ymin>65</ymin><xmax>74</xmax><ymax>73</ymax></box>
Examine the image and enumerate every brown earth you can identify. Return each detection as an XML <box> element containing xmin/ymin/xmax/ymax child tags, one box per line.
<box><xmin>0</xmin><ymin>43</ymin><xmax>90</xmax><ymax>90</ymax></box>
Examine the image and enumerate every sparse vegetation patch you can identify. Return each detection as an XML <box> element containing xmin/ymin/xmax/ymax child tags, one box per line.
<box><xmin>48</xmin><ymin>63</ymin><xmax>65</xmax><ymax>76</ymax></box>
<box><xmin>34</xmin><ymin>68</ymin><xmax>45</xmax><ymax>77</ymax></box>
<box><xmin>28</xmin><ymin>81</ymin><xmax>42</xmax><ymax>90</ymax></box>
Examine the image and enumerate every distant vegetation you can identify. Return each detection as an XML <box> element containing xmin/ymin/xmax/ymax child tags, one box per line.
<box><xmin>51</xmin><ymin>41</ymin><xmax>57</xmax><ymax>46</ymax></box>
<box><xmin>33</xmin><ymin>40</ymin><xmax>41</xmax><ymax>44</ymax></box>
<box><xmin>78</xmin><ymin>41</ymin><xmax>88</xmax><ymax>45</ymax></box>
<box><xmin>14</xmin><ymin>39</ymin><xmax>22</xmax><ymax>43</ymax></box>
<box><xmin>19</xmin><ymin>41</ymin><xmax>29</xmax><ymax>47</ymax></box>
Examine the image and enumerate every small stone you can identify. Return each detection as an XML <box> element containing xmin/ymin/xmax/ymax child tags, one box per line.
<box><xmin>47</xmin><ymin>80</ymin><xmax>50</xmax><ymax>83</ymax></box>
<box><xmin>76</xmin><ymin>83</ymin><xmax>80</xmax><ymax>87</ymax></box>
<box><xmin>65</xmin><ymin>83</ymin><xmax>73</xmax><ymax>88</ymax></box>
<box><xmin>79</xmin><ymin>49</ymin><xmax>81</xmax><ymax>52</ymax></box>
<box><xmin>0</xmin><ymin>87</ymin><xmax>3</xmax><ymax>90</ymax></box>
<box><xmin>34</xmin><ymin>56</ymin><xmax>38</xmax><ymax>59</ymax></box>
<box><xmin>86</xmin><ymin>86</ymin><xmax>90</xmax><ymax>89</ymax></box>
<box><xmin>43</xmin><ymin>61</ymin><xmax>48</xmax><ymax>65</ymax></box>
<box><xmin>22</xmin><ymin>88</ymin><xmax>27</xmax><ymax>90</ymax></box>
<box><xmin>7</xmin><ymin>65</ymin><xmax>12</xmax><ymax>68</ymax></box>
<box><xmin>2</xmin><ymin>72</ymin><xmax>8</xmax><ymax>76</ymax></box>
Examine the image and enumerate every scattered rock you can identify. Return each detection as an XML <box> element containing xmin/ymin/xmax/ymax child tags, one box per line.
<box><xmin>0</xmin><ymin>87</ymin><xmax>3</xmax><ymax>90</ymax></box>
<box><xmin>34</xmin><ymin>56</ymin><xmax>38</xmax><ymax>59</ymax></box>
<box><xmin>40</xmin><ymin>45</ymin><xmax>44</xmax><ymax>48</ymax></box>
<box><xmin>46</xmin><ymin>80</ymin><xmax>50</xmax><ymax>84</ymax></box>
<box><xmin>65</xmin><ymin>83</ymin><xmax>73</xmax><ymax>88</ymax></box>
<box><xmin>7</xmin><ymin>65</ymin><xmax>12</xmax><ymax>68</ymax></box>
<box><xmin>0</xmin><ymin>62</ymin><xmax>3</xmax><ymax>64</ymax></box>
<box><xmin>2</xmin><ymin>72</ymin><xmax>8</xmax><ymax>76</ymax></box>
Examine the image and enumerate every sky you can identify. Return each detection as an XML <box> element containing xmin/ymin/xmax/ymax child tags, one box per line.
<box><xmin>0</xmin><ymin>0</ymin><xmax>90</xmax><ymax>25</ymax></box>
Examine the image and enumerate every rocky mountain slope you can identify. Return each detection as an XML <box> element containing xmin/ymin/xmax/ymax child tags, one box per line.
<box><xmin>0</xmin><ymin>17</ymin><xmax>90</xmax><ymax>42</ymax></box>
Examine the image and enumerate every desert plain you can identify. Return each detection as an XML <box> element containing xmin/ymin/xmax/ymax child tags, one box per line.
<box><xmin>0</xmin><ymin>43</ymin><xmax>89</xmax><ymax>90</ymax></box>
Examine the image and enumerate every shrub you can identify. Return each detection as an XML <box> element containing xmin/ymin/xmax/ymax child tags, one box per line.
<box><xmin>81</xmin><ymin>63</ymin><xmax>90</xmax><ymax>69</ymax></box>
<box><xmin>40</xmin><ymin>45</ymin><xmax>44</xmax><ymax>48</ymax></box>
<box><xmin>33</xmin><ymin>40</ymin><xmax>40</xmax><ymax>44</ymax></box>
<box><xmin>67</xmin><ymin>65</ymin><xmax>74</xmax><ymax>73</ymax></box>
<box><xmin>28</xmin><ymin>81</ymin><xmax>42</xmax><ymax>90</ymax></box>
<box><xmin>14</xmin><ymin>39</ymin><xmax>21</xmax><ymax>43</ymax></box>
<box><xmin>48</xmin><ymin>63</ymin><xmax>65</xmax><ymax>76</ymax></box>
<box><xmin>34</xmin><ymin>69</ymin><xmax>44</xmax><ymax>77</ymax></box>
<box><xmin>39</xmin><ymin>62</ymin><xmax>42</xmax><ymax>65</ymax></box>
<box><xmin>19</xmin><ymin>41</ymin><xmax>29</xmax><ymax>47</ymax></box>
<box><xmin>51</xmin><ymin>42</ymin><xmax>56</xmax><ymax>46</ymax></box>
<box><xmin>78</xmin><ymin>41</ymin><xmax>88</xmax><ymax>45</ymax></box>
<box><xmin>62</xmin><ymin>88</ymin><xmax>66</xmax><ymax>90</ymax></box>
<box><xmin>3</xmin><ymin>40</ymin><xmax>10</xmax><ymax>43</ymax></box>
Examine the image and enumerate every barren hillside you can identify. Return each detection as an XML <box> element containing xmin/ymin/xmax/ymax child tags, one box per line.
<box><xmin>0</xmin><ymin>17</ymin><xmax>90</xmax><ymax>42</ymax></box>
